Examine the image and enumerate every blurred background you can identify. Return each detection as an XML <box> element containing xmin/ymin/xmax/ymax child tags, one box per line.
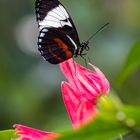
<box><xmin>0</xmin><ymin>0</ymin><xmax>140</xmax><ymax>132</ymax></box>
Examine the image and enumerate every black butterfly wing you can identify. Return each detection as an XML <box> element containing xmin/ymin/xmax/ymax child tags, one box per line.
<box><xmin>38</xmin><ymin>27</ymin><xmax>77</xmax><ymax>64</ymax></box>
<box><xmin>35</xmin><ymin>0</ymin><xmax>81</xmax><ymax>63</ymax></box>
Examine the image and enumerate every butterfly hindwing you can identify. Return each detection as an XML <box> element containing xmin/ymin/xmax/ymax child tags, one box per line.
<box><xmin>38</xmin><ymin>27</ymin><xmax>77</xmax><ymax>64</ymax></box>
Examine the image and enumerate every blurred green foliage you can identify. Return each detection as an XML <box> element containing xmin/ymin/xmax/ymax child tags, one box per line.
<box><xmin>0</xmin><ymin>130</ymin><xmax>17</xmax><ymax>140</ymax></box>
<box><xmin>116</xmin><ymin>40</ymin><xmax>140</xmax><ymax>87</ymax></box>
<box><xmin>0</xmin><ymin>0</ymin><xmax>140</xmax><ymax>139</ymax></box>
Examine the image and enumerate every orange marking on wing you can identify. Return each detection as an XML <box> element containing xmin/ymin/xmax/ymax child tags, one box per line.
<box><xmin>65</xmin><ymin>50</ymin><xmax>73</xmax><ymax>58</ymax></box>
<box><xmin>54</xmin><ymin>38</ymin><xmax>73</xmax><ymax>58</ymax></box>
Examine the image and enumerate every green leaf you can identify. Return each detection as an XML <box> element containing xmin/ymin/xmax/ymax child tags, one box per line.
<box><xmin>116</xmin><ymin>40</ymin><xmax>140</xmax><ymax>87</ymax></box>
<box><xmin>0</xmin><ymin>130</ymin><xmax>17</xmax><ymax>140</ymax></box>
<box><xmin>56</xmin><ymin>94</ymin><xmax>140</xmax><ymax>140</ymax></box>
<box><xmin>57</xmin><ymin>116</ymin><xmax>127</xmax><ymax>140</ymax></box>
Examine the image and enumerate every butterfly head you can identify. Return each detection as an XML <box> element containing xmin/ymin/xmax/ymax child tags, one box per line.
<box><xmin>73</xmin><ymin>41</ymin><xmax>90</xmax><ymax>57</ymax></box>
<box><xmin>80</xmin><ymin>41</ymin><xmax>90</xmax><ymax>51</ymax></box>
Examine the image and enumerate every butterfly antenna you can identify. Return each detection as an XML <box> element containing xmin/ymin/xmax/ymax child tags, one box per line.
<box><xmin>86</xmin><ymin>22</ymin><xmax>110</xmax><ymax>42</ymax></box>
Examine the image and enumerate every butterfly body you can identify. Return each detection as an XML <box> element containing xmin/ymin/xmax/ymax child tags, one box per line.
<box><xmin>35</xmin><ymin>0</ymin><xmax>89</xmax><ymax>64</ymax></box>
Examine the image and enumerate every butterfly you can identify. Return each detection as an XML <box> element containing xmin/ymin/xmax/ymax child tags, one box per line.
<box><xmin>35</xmin><ymin>0</ymin><xmax>90</xmax><ymax>64</ymax></box>
<box><xmin>35</xmin><ymin>0</ymin><xmax>109</xmax><ymax>64</ymax></box>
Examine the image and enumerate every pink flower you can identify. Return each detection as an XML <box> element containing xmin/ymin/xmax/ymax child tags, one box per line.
<box><xmin>60</xmin><ymin>59</ymin><xmax>110</xmax><ymax>128</ymax></box>
<box><xmin>13</xmin><ymin>124</ymin><xmax>59</xmax><ymax>140</ymax></box>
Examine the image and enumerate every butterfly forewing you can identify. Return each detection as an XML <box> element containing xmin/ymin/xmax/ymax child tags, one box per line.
<box><xmin>35</xmin><ymin>0</ymin><xmax>80</xmax><ymax>64</ymax></box>
<box><xmin>35</xmin><ymin>0</ymin><xmax>60</xmax><ymax>22</ymax></box>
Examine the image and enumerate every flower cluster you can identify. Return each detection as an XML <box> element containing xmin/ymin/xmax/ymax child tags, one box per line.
<box><xmin>60</xmin><ymin>59</ymin><xmax>109</xmax><ymax>128</ymax></box>
<box><xmin>13</xmin><ymin>59</ymin><xmax>110</xmax><ymax>140</ymax></box>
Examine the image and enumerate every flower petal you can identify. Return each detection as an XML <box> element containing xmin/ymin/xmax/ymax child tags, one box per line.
<box><xmin>62</xmin><ymin>82</ymin><xmax>98</xmax><ymax>129</ymax></box>
<box><xmin>88</xmin><ymin>63</ymin><xmax>110</xmax><ymax>94</ymax></box>
<box><xmin>60</xmin><ymin>59</ymin><xmax>79</xmax><ymax>91</ymax></box>
<box><xmin>60</xmin><ymin>59</ymin><xmax>97</xmax><ymax>102</ymax></box>
<box><xmin>74</xmin><ymin>100</ymin><xmax>98</xmax><ymax>129</ymax></box>
<box><xmin>60</xmin><ymin>59</ymin><xmax>110</xmax><ymax>102</ymax></box>
<box><xmin>13</xmin><ymin>124</ymin><xmax>59</xmax><ymax>140</ymax></box>
<box><xmin>62</xmin><ymin>81</ymin><xmax>81</xmax><ymax>125</ymax></box>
